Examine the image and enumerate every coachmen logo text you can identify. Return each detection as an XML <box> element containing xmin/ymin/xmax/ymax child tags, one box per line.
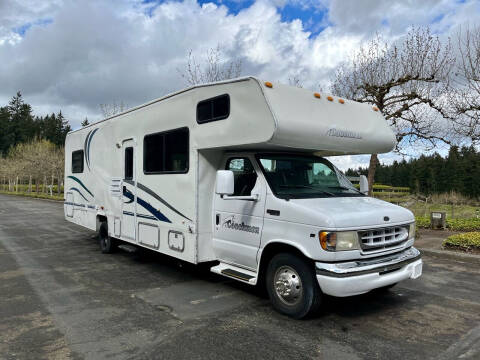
<box><xmin>222</xmin><ymin>215</ymin><xmax>260</xmax><ymax>234</ymax></box>
<box><xmin>326</xmin><ymin>128</ymin><xmax>362</xmax><ymax>139</ymax></box>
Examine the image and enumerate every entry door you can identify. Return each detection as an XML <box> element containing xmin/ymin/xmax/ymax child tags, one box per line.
<box><xmin>121</xmin><ymin>140</ymin><xmax>137</xmax><ymax>241</ymax></box>
<box><xmin>213</xmin><ymin>156</ymin><xmax>266</xmax><ymax>270</ymax></box>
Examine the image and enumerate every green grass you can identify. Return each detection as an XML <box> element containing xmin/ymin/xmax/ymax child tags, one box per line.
<box><xmin>0</xmin><ymin>190</ymin><xmax>64</xmax><ymax>201</ymax></box>
<box><xmin>443</xmin><ymin>232</ymin><xmax>480</xmax><ymax>252</ymax></box>
<box><xmin>407</xmin><ymin>202</ymin><xmax>479</xmax><ymax>219</ymax></box>
<box><xmin>1</xmin><ymin>184</ymin><xmax>64</xmax><ymax>193</ymax></box>
<box><xmin>415</xmin><ymin>216</ymin><xmax>480</xmax><ymax>231</ymax></box>
<box><xmin>373</xmin><ymin>191</ymin><xmax>411</xmax><ymax>197</ymax></box>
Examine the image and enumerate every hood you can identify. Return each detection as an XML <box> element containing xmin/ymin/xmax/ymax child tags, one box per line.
<box><xmin>280</xmin><ymin>196</ymin><xmax>414</xmax><ymax>229</ymax></box>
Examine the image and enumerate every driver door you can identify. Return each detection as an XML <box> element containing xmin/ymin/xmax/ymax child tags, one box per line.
<box><xmin>213</xmin><ymin>156</ymin><xmax>266</xmax><ymax>270</ymax></box>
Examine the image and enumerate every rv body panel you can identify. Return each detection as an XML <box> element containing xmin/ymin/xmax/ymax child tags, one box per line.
<box><xmin>64</xmin><ymin>77</ymin><xmax>420</xmax><ymax>316</ymax></box>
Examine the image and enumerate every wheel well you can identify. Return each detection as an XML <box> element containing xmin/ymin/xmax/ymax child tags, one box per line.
<box><xmin>96</xmin><ymin>215</ymin><xmax>107</xmax><ymax>232</ymax></box>
<box><xmin>257</xmin><ymin>242</ymin><xmax>311</xmax><ymax>288</ymax></box>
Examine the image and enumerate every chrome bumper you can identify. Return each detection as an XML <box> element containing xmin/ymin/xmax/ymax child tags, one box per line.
<box><xmin>316</xmin><ymin>247</ymin><xmax>422</xmax><ymax>278</ymax></box>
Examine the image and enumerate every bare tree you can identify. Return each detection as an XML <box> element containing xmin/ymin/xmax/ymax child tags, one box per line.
<box><xmin>99</xmin><ymin>101</ymin><xmax>127</xmax><ymax>119</ymax></box>
<box><xmin>0</xmin><ymin>139</ymin><xmax>64</xmax><ymax>196</ymax></box>
<box><xmin>288</xmin><ymin>75</ymin><xmax>304</xmax><ymax>88</ymax></box>
<box><xmin>452</xmin><ymin>25</ymin><xmax>480</xmax><ymax>143</ymax></box>
<box><xmin>178</xmin><ymin>45</ymin><xmax>242</xmax><ymax>86</ymax></box>
<box><xmin>331</xmin><ymin>27</ymin><xmax>454</xmax><ymax>194</ymax></box>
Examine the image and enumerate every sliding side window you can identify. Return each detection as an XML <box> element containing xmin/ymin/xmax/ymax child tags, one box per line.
<box><xmin>144</xmin><ymin>127</ymin><xmax>189</xmax><ymax>174</ymax></box>
<box><xmin>197</xmin><ymin>94</ymin><xmax>230</xmax><ymax>124</ymax></box>
<box><xmin>72</xmin><ymin>150</ymin><xmax>84</xmax><ymax>173</ymax></box>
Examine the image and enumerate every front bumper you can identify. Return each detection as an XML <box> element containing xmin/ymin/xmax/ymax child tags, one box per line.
<box><xmin>315</xmin><ymin>247</ymin><xmax>422</xmax><ymax>297</ymax></box>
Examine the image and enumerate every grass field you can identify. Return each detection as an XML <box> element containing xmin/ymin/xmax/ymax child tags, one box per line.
<box><xmin>405</xmin><ymin>202</ymin><xmax>479</xmax><ymax>218</ymax></box>
<box><xmin>0</xmin><ymin>190</ymin><xmax>64</xmax><ymax>201</ymax></box>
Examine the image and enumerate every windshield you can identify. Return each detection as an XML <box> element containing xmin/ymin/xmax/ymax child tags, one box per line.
<box><xmin>257</xmin><ymin>154</ymin><xmax>364</xmax><ymax>199</ymax></box>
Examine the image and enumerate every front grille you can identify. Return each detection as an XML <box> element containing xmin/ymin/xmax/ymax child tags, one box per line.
<box><xmin>358</xmin><ymin>226</ymin><xmax>409</xmax><ymax>253</ymax></box>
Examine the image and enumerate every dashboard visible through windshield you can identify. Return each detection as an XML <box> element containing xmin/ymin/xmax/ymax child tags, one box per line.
<box><xmin>256</xmin><ymin>154</ymin><xmax>364</xmax><ymax>199</ymax></box>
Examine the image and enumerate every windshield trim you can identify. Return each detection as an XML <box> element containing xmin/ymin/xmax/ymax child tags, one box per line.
<box><xmin>254</xmin><ymin>152</ymin><xmax>365</xmax><ymax>200</ymax></box>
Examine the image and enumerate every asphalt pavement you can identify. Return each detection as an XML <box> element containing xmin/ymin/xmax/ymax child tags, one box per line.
<box><xmin>1</xmin><ymin>194</ymin><xmax>479</xmax><ymax>360</ymax></box>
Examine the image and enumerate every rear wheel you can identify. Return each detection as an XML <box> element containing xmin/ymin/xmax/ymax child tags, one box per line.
<box><xmin>266</xmin><ymin>253</ymin><xmax>322</xmax><ymax>319</ymax></box>
<box><xmin>99</xmin><ymin>222</ymin><xmax>116</xmax><ymax>254</ymax></box>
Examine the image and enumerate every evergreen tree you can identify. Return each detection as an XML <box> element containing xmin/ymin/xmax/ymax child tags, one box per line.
<box><xmin>81</xmin><ymin>117</ymin><xmax>90</xmax><ymax>127</ymax></box>
<box><xmin>347</xmin><ymin>146</ymin><xmax>480</xmax><ymax>198</ymax></box>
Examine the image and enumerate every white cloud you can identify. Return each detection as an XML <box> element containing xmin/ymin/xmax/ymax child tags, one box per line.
<box><xmin>0</xmin><ymin>0</ymin><xmax>479</xmax><ymax>133</ymax></box>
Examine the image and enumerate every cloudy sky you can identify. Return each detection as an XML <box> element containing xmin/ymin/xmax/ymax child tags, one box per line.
<box><xmin>1</xmin><ymin>0</ymin><xmax>479</xmax><ymax>169</ymax></box>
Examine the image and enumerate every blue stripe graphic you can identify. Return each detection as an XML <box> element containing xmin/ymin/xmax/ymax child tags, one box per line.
<box><xmin>69</xmin><ymin>187</ymin><xmax>89</xmax><ymax>202</ymax></box>
<box><xmin>124</xmin><ymin>180</ymin><xmax>191</xmax><ymax>221</ymax></box>
<box><xmin>83</xmin><ymin>129</ymin><xmax>93</xmax><ymax>169</ymax></box>
<box><xmin>67</xmin><ymin>176</ymin><xmax>94</xmax><ymax>198</ymax></box>
<box><xmin>123</xmin><ymin>187</ymin><xmax>171</xmax><ymax>223</ymax></box>
<box><xmin>86</xmin><ymin>128</ymin><xmax>99</xmax><ymax>170</ymax></box>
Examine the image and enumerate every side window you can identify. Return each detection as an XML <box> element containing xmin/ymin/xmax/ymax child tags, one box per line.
<box><xmin>197</xmin><ymin>94</ymin><xmax>230</xmax><ymax>124</ymax></box>
<box><xmin>144</xmin><ymin>127</ymin><xmax>189</xmax><ymax>174</ymax></box>
<box><xmin>72</xmin><ymin>150</ymin><xmax>84</xmax><ymax>173</ymax></box>
<box><xmin>125</xmin><ymin>147</ymin><xmax>133</xmax><ymax>180</ymax></box>
<box><xmin>226</xmin><ymin>157</ymin><xmax>257</xmax><ymax>196</ymax></box>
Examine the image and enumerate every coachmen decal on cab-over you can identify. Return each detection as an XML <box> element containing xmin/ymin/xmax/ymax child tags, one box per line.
<box><xmin>222</xmin><ymin>215</ymin><xmax>260</xmax><ymax>234</ymax></box>
<box><xmin>326</xmin><ymin>128</ymin><xmax>362</xmax><ymax>139</ymax></box>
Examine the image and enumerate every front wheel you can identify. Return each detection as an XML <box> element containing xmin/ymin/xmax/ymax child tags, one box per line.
<box><xmin>266</xmin><ymin>253</ymin><xmax>322</xmax><ymax>319</ymax></box>
<box><xmin>99</xmin><ymin>222</ymin><xmax>116</xmax><ymax>254</ymax></box>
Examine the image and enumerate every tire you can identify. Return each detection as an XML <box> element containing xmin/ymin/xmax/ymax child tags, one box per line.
<box><xmin>99</xmin><ymin>222</ymin><xmax>116</xmax><ymax>254</ymax></box>
<box><xmin>266</xmin><ymin>253</ymin><xmax>322</xmax><ymax>319</ymax></box>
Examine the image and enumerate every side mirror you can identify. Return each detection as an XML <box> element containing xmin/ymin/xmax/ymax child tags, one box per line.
<box><xmin>359</xmin><ymin>175</ymin><xmax>369</xmax><ymax>195</ymax></box>
<box><xmin>216</xmin><ymin>170</ymin><xmax>234</xmax><ymax>196</ymax></box>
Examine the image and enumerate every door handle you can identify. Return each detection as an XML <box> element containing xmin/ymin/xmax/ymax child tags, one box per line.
<box><xmin>216</xmin><ymin>214</ymin><xmax>220</xmax><ymax>225</ymax></box>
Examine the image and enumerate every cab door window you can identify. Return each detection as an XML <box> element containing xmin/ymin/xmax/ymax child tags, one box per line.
<box><xmin>226</xmin><ymin>158</ymin><xmax>257</xmax><ymax>196</ymax></box>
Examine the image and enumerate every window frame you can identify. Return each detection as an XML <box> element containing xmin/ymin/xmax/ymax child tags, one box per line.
<box><xmin>71</xmin><ymin>150</ymin><xmax>84</xmax><ymax>173</ymax></box>
<box><xmin>124</xmin><ymin>146</ymin><xmax>134</xmax><ymax>180</ymax></box>
<box><xmin>196</xmin><ymin>94</ymin><xmax>230</xmax><ymax>124</ymax></box>
<box><xmin>225</xmin><ymin>156</ymin><xmax>258</xmax><ymax>196</ymax></box>
<box><xmin>255</xmin><ymin>152</ymin><xmax>363</xmax><ymax>199</ymax></box>
<box><xmin>143</xmin><ymin>126</ymin><xmax>189</xmax><ymax>175</ymax></box>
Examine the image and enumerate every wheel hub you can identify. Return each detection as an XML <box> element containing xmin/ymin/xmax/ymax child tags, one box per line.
<box><xmin>274</xmin><ymin>266</ymin><xmax>303</xmax><ymax>306</ymax></box>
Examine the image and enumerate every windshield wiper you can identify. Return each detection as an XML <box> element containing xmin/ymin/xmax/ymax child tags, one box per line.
<box><xmin>280</xmin><ymin>185</ymin><xmax>315</xmax><ymax>189</ymax></box>
<box><xmin>279</xmin><ymin>185</ymin><xmax>335</xmax><ymax>196</ymax></box>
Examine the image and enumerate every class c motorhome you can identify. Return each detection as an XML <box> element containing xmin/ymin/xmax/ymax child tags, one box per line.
<box><xmin>64</xmin><ymin>77</ymin><xmax>422</xmax><ymax>318</ymax></box>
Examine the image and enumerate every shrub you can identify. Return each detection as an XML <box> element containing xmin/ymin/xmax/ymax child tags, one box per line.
<box><xmin>443</xmin><ymin>232</ymin><xmax>480</xmax><ymax>251</ymax></box>
<box><xmin>447</xmin><ymin>218</ymin><xmax>480</xmax><ymax>231</ymax></box>
<box><xmin>415</xmin><ymin>216</ymin><xmax>430</xmax><ymax>228</ymax></box>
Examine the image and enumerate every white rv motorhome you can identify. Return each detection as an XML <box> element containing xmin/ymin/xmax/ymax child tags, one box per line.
<box><xmin>64</xmin><ymin>77</ymin><xmax>422</xmax><ymax>318</ymax></box>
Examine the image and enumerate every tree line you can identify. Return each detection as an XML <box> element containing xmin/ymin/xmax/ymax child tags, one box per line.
<box><xmin>345</xmin><ymin>146</ymin><xmax>480</xmax><ymax>199</ymax></box>
<box><xmin>0</xmin><ymin>92</ymin><xmax>70</xmax><ymax>195</ymax></box>
<box><xmin>0</xmin><ymin>92</ymin><xmax>71</xmax><ymax>156</ymax></box>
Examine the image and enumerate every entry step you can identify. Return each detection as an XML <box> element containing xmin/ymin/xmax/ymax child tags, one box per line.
<box><xmin>210</xmin><ymin>263</ymin><xmax>257</xmax><ymax>285</ymax></box>
<box><xmin>118</xmin><ymin>244</ymin><xmax>138</xmax><ymax>253</ymax></box>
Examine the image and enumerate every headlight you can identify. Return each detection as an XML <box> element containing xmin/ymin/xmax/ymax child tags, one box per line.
<box><xmin>408</xmin><ymin>222</ymin><xmax>416</xmax><ymax>240</ymax></box>
<box><xmin>319</xmin><ymin>231</ymin><xmax>360</xmax><ymax>251</ymax></box>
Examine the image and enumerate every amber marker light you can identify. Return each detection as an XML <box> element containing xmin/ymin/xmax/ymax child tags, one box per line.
<box><xmin>339</xmin><ymin>99</ymin><xmax>345</xmax><ymax>104</ymax></box>
<box><xmin>314</xmin><ymin>93</ymin><xmax>321</xmax><ymax>99</ymax></box>
<box><xmin>265</xmin><ymin>81</ymin><xmax>273</xmax><ymax>88</ymax></box>
<box><xmin>373</xmin><ymin>106</ymin><xmax>379</xmax><ymax>111</ymax></box>
<box><xmin>327</xmin><ymin>96</ymin><xmax>333</xmax><ymax>102</ymax></box>
<box><xmin>319</xmin><ymin>231</ymin><xmax>337</xmax><ymax>251</ymax></box>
